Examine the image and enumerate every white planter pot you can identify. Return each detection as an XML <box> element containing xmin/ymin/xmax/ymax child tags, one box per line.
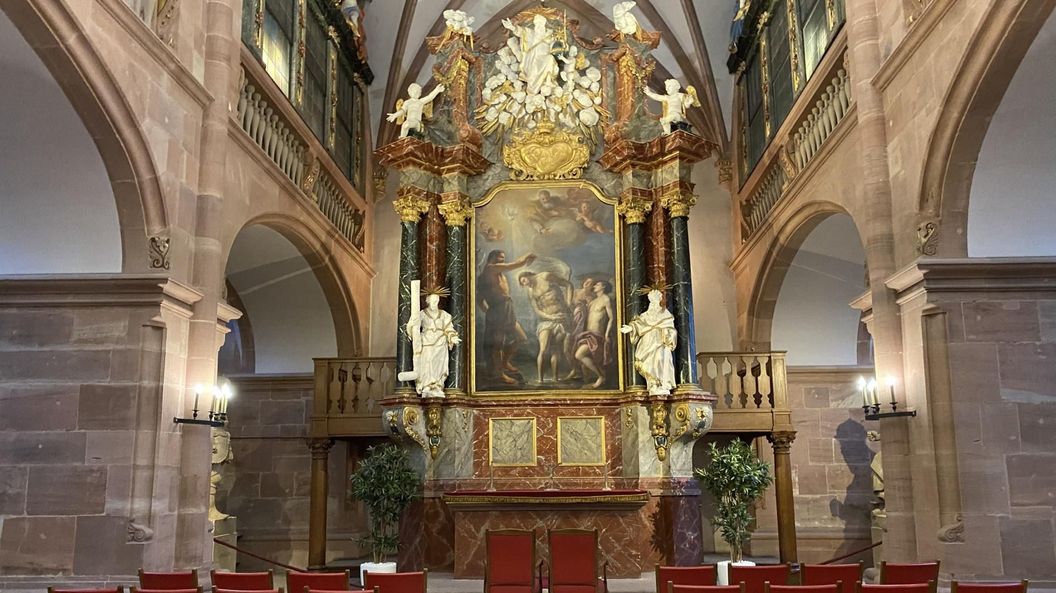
<box><xmin>717</xmin><ymin>560</ymin><xmax>756</xmax><ymax>585</ymax></box>
<box><xmin>360</xmin><ymin>561</ymin><xmax>397</xmax><ymax>586</ymax></box>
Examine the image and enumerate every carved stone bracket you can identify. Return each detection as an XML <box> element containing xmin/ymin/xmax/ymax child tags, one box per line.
<box><xmin>148</xmin><ymin>233</ymin><xmax>171</xmax><ymax>270</ymax></box>
<box><xmin>669</xmin><ymin>401</ymin><xmax>714</xmax><ymax>442</ymax></box>
<box><xmin>916</xmin><ymin>218</ymin><xmax>939</xmax><ymax>256</ymax></box>
<box><xmin>127</xmin><ymin>519</ymin><xmax>154</xmax><ymax>543</ymax></box>
<box><xmin>937</xmin><ymin>517</ymin><xmax>965</xmax><ymax>543</ymax></box>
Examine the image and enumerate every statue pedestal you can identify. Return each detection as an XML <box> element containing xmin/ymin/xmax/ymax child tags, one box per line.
<box><xmin>212</xmin><ymin>516</ymin><xmax>237</xmax><ymax>571</ymax></box>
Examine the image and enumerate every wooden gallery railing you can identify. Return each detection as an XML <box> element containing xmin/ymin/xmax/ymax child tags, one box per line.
<box><xmin>739</xmin><ymin>40</ymin><xmax>855</xmax><ymax>241</ymax></box>
<box><xmin>235</xmin><ymin>57</ymin><xmax>367</xmax><ymax>252</ymax></box>
<box><xmin>697</xmin><ymin>351</ymin><xmax>793</xmax><ymax>434</ymax></box>
<box><xmin>311</xmin><ymin>357</ymin><xmax>396</xmax><ymax>437</ymax></box>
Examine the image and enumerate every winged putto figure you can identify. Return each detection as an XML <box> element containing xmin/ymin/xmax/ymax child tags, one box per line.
<box><xmin>644</xmin><ymin>79</ymin><xmax>701</xmax><ymax>135</ymax></box>
<box><xmin>387</xmin><ymin>83</ymin><xmax>445</xmax><ymax>138</ymax></box>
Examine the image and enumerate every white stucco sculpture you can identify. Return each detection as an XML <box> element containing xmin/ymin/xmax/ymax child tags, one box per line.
<box><xmin>387</xmin><ymin>83</ymin><xmax>445</xmax><ymax>138</ymax></box>
<box><xmin>612</xmin><ymin>2</ymin><xmax>641</xmax><ymax>37</ymax></box>
<box><xmin>644</xmin><ymin>79</ymin><xmax>701</xmax><ymax>135</ymax></box>
<box><xmin>502</xmin><ymin>14</ymin><xmax>560</xmax><ymax>96</ymax></box>
<box><xmin>401</xmin><ymin>289</ymin><xmax>460</xmax><ymax>398</ymax></box>
<box><xmin>208</xmin><ymin>427</ymin><xmax>233</xmax><ymax>521</ymax></box>
<box><xmin>621</xmin><ymin>289</ymin><xmax>677</xmax><ymax>395</ymax></box>
<box><xmin>443</xmin><ymin>9</ymin><xmax>475</xmax><ymax>36</ymax></box>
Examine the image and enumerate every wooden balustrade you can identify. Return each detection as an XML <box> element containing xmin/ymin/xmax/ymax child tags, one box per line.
<box><xmin>697</xmin><ymin>351</ymin><xmax>793</xmax><ymax>434</ymax></box>
<box><xmin>312</xmin><ymin>357</ymin><xmax>395</xmax><ymax>437</ymax></box>
<box><xmin>235</xmin><ymin>57</ymin><xmax>368</xmax><ymax>253</ymax></box>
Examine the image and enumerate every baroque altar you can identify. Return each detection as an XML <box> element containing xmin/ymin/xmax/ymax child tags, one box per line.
<box><xmin>374</xmin><ymin>4</ymin><xmax>719</xmax><ymax>576</ymax></box>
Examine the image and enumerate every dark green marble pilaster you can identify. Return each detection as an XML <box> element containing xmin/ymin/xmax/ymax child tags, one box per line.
<box><xmin>445</xmin><ymin>224</ymin><xmax>467</xmax><ymax>391</ymax></box>
<box><xmin>625</xmin><ymin>221</ymin><xmax>647</xmax><ymax>388</ymax></box>
<box><xmin>397</xmin><ymin>220</ymin><xmax>420</xmax><ymax>390</ymax></box>
<box><xmin>669</xmin><ymin>215</ymin><xmax>698</xmax><ymax>385</ymax></box>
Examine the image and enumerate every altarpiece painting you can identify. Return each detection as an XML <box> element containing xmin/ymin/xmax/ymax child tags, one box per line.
<box><xmin>472</xmin><ymin>181</ymin><xmax>622</xmax><ymax>393</ymax></box>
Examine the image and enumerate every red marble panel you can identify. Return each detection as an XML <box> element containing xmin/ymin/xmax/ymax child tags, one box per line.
<box><xmin>422</xmin><ymin>496</ymin><xmax>455</xmax><ymax>570</ymax></box>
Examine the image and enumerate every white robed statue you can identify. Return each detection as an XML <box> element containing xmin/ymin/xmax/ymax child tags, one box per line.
<box><xmin>621</xmin><ymin>289</ymin><xmax>677</xmax><ymax>395</ymax></box>
<box><xmin>398</xmin><ymin>281</ymin><xmax>460</xmax><ymax>398</ymax></box>
<box><xmin>502</xmin><ymin>14</ymin><xmax>559</xmax><ymax>96</ymax></box>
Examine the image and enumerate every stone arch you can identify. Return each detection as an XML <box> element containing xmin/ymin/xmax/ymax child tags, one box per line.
<box><xmin>1</xmin><ymin>0</ymin><xmax>168</xmax><ymax>272</ymax></box>
<box><xmin>917</xmin><ymin>0</ymin><xmax>1056</xmax><ymax>256</ymax></box>
<box><xmin>225</xmin><ymin>214</ymin><xmax>363</xmax><ymax>368</ymax></box>
<box><xmin>744</xmin><ymin>201</ymin><xmax>861</xmax><ymax>351</ymax></box>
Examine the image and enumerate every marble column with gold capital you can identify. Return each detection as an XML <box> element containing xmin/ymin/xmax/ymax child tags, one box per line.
<box><xmin>660</xmin><ymin>187</ymin><xmax>699</xmax><ymax>387</ymax></box>
<box><xmin>439</xmin><ymin>196</ymin><xmax>473</xmax><ymax>393</ymax></box>
<box><xmin>616</xmin><ymin>191</ymin><xmax>652</xmax><ymax>389</ymax></box>
<box><xmin>393</xmin><ymin>189</ymin><xmax>431</xmax><ymax>389</ymax></box>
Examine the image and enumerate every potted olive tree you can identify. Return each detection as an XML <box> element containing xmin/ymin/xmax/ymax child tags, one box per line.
<box><xmin>350</xmin><ymin>444</ymin><xmax>421</xmax><ymax>583</ymax></box>
<box><xmin>694</xmin><ymin>439</ymin><xmax>774</xmax><ymax>584</ymax></box>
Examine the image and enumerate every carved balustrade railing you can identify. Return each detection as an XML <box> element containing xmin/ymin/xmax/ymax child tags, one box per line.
<box><xmin>741</xmin><ymin>161</ymin><xmax>787</xmax><ymax>238</ymax></box>
<box><xmin>697</xmin><ymin>351</ymin><xmax>793</xmax><ymax>434</ymax></box>
<box><xmin>788</xmin><ymin>67</ymin><xmax>853</xmax><ymax>172</ymax></box>
<box><xmin>312</xmin><ymin>357</ymin><xmax>395</xmax><ymax>437</ymax></box>
<box><xmin>235</xmin><ymin>56</ymin><xmax>368</xmax><ymax>252</ymax></box>
<box><xmin>737</xmin><ymin>38</ymin><xmax>853</xmax><ymax>244</ymax></box>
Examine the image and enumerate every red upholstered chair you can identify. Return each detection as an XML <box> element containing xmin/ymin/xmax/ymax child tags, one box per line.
<box><xmin>286</xmin><ymin>571</ymin><xmax>349</xmax><ymax>593</ymax></box>
<box><xmin>364</xmin><ymin>570</ymin><xmax>427</xmax><ymax>593</ymax></box>
<box><xmin>307</xmin><ymin>589</ymin><xmax>376</xmax><ymax>593</ymax></box>
<box><xmin>879</xmin><ymin>563</ymin><xmax>940</xmax><ymax>586</ymax></box>
<box><xmin>729</xmin><ymin>565</ymin><xmax>792</xmax><ymax>593</ymax></box>
<box><xmin>951</xmin><ymin>582</ymin><xmax>1028</xmax><ymax>593</ymax></box>
<box><xmin>139</xmin><ymin>570</ymin><xmax>198</xmax><ymax>590</ymax></box>
<box><xmin>547</xmin><ymin>529</ymin><xmax>608</xmax><ymax>593</ymax></box>
<box><xmin>800</xmin><ymin>563</ymin><xmax>863</xmax><ymax>593</ymax></box>
<box><xmin>486</xmin><ymin>529</ymin><xmax>540</xmax><ymax>593</ymax></box>
<box><xmin>50</xmin><ymin>588</ymin><xmax>125</xmax><ymax>593</ymax></box>
<box><xmin>858</xmin><ymin>583</ymin><xmax>933</xmax><ymax>593</ymax></box>
<box><xmin>131</xmin><ymin>588</ymin><xmax>200</xmax><ymax>593</ymax></box>
<box><xmin>765</xmin><ymin>583</ymin><xmax>841</xmax><ymax>593</ymax></box>
<box><xmin>669</xmin><ymin>584</ymin><xmax>744</xmax><ymax>593</ymax></box>
<box><xmin>656</xmin><ymin>565</ymin><xmax>718</xmax><ymax>593</ymax></box>
<box><xmin>214</xmin><ymin>589</ymin><xmax>281</xmax><ymax>593</ymax></box>
<box><xmin>211</xmin><ymin>571</ymin><xmax>275</xmax><ymax>590</ymax></box>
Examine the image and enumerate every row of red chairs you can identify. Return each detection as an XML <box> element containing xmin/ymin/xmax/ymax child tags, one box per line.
<box><xmin>656</xmin><ymin>562</ymin><xmax>1027</xmax><ymax>593</ymax></box>
<box><xmin>46</xmin><ymin>569</ymin><xmax>423</xmax><ymax>593</ymax></box>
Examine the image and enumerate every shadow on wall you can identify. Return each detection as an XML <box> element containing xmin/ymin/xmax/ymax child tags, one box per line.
<box><xmin>829</xmin><ymin>419</ymin><xmax>874</xmax><ymax>561</ymax></box>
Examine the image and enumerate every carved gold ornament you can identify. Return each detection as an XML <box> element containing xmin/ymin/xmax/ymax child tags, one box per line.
<box><xmin>503</xmin><ymin>121</ymin><xmax>590</xmax><ymax>181</ymax></box>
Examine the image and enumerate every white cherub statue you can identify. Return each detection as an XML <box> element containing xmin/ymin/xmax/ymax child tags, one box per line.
<box><xmin>612</xmin><ymin>2</ymin><xmax>641</xmax><ymax>38</ymax></box>
<box><xmin>387</xmin><ymin>83</ymin><xmax>445</xmax><ymax>138</ymax></box>
<box><xmin>621</xmin><ymin>289</ymin><xmax>677</xmax><ymax>395</ymax></box>
<box><xmin>644</xmin><ymin>79</ymin><xmax>701</xmax><ymax>135</ymax></box>
<box><xmin>443</xmin><ymin>9</ymin><xmax>474</xmax><ymax>36</ymax></box>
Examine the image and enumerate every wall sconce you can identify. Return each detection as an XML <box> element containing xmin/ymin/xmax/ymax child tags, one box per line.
<box><xmin>174</xmin><ymin>382</ymin><xmax>233</xmax><ymax>427</ymax></box>
<box><xmin>859</xmin><ymin>375</ymin><xmax>916</xmax><ymax>421</ymax></box>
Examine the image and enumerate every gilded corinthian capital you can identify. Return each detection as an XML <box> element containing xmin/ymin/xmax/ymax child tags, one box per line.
<box><xmin>617</xmin><ymin>195</ymin><xmax>653</xmax><ymax>224</ymax></box>
<box><xmin>393</xmin><ymin>192</ymin><xmax>431</xmax><ymax>222</ymax></box>
<box><xmin>659</xmin><ymin>190</ymin><xmax>697</xmax><ymax>218</ymax></box>
<box><xmin>438</xmin><ymin>196</ymin><xmax>473</xmax><ymax>226</ymax></box>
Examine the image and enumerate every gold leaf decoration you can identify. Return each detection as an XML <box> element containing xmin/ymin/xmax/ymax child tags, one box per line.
<box><xmin>502</xmin><ymin>121</ymin><xmax>590</xmax><ymax>181</ymax></box>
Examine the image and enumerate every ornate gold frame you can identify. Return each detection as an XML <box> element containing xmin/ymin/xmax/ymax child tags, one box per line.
<box><xmin>556</xmin><ymin>416</ymin><xmax>607</xmax><ymax>466</ymax></box>
<box><xmin>468</xmin><ymin>180</ymin><xmax>625</xmax><ymax>397</ymax></box>
<box><xmin>488</xmin><ymin>416</ymin><xmax>538</xmax><ymax>467</ymax></box>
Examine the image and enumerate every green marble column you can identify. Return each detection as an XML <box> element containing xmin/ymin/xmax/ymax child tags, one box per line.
<box><xmin>618</xmin><ymin>197</ymin><xmax>652</xmax><ymax>389</ymax></box>
<box><xmin>668</xmin><ymin>208</ymin><xmax>698</xmax><ymax>386</ymax></box>
<box><xmin>444</xmin><ymin>223</ymin><xmax>467</xmax><ymax>392</ymax></box>
<box><xmin>394</xmin><ymin>193</ymin><xmax>428</xmax><ymax>391</ymax></box>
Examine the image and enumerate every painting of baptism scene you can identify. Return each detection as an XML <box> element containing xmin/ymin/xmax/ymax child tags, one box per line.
<box><xmin>473</xmin><ymin>183</ymin><xmax>621</xmax><ymax>392</ymax></box>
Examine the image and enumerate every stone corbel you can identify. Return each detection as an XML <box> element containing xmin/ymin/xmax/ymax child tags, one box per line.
<box><xmin>649</xmin><ymin>400</ymin><xmax>669</xmax><ymax>461</ymax></box>
<box><xmin>669</xmin><ymin>401</ymin><xmax>714</xmax><ymax>443</ymax></box>
<box><xmin>148</xmin><ymin>233</ymin><xmax>171</xmax><ymax>270</ymax></box>
<box><xmin>916</xmin><ymin>218</ymin><xmax>939</xmax><ymax>256</ymax></box>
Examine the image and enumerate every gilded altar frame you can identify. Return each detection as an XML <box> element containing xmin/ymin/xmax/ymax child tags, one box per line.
<box><xmin>469</xmin><ymin>179</ymin><xmax>625</xmax><ymax>397</ymax></box>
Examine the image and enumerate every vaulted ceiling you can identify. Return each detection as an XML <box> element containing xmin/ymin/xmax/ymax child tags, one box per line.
<box><xmin>362</xmin><ymin>0</ymin><xmax>737</xmax><ymax>152</ymax></box>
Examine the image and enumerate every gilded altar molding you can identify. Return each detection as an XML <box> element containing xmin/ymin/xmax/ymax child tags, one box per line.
<box><xmin>650</xmin><ymin>401</ymin><xmax>669</xmax><ymax>462</ymax></box>
<box><xmin>503</xmin><ymin>121</ymin><xmax>590</xmax><ymax>181</ymax></box>
<box><xmin>402</xmin><ymin>406</ymin><xmax>427</xmax><ymax>451</ymax></box>
<box><xmin>425</xmin><ymin>403</ymin><xmax>443</xmax><ymax>460</ymax></box>
<box><xmin>438</xmin><ymin>196</ymin><xmax>473</xmax><ymax>226</ymax></box>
